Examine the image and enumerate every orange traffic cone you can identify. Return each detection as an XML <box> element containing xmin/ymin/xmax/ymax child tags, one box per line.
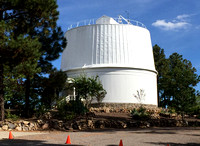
<box><xmin>65</xmin><ymin>135</ymin><xmax>71</xmax><ymax>144</ymax></box>
<box><xmin>9</xmin><ymin>131</ymin><xmax>13</xmax><ymax>139</ymax></box>
<box><xmin>119</xmin><ymin>139</ymin><xmax>123</xmax><ymax>146</ymax></box>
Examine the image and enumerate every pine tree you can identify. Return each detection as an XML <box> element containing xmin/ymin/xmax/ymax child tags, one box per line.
<box><xmin>0</xmin><ymin>21</ymin><xmax>41</xmax><ymax>120</ymax></box>
<box><xmin>153</xmin><ymin>44</ymin><xmax>169</xmax><ymax>107</ymax></box>
<box><xmin>167</xmin><ymin>53</ymin><xmax>200</xmax><ymax>115</ymax></box>
<box><xmin>0</xmin><ymin>0</ymin><xmax>66</xmax><ymax>119</ymax></box>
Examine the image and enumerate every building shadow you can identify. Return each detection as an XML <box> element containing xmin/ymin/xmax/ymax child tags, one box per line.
<box><xmin>0</xmin><ymin>139</ymin><xmax>84</xmax><ymax>146</ymax></box>
<box><xmin>146</xmin><ymin>142</ymin><xmax>200</xmax><ymax>146</ymax></box>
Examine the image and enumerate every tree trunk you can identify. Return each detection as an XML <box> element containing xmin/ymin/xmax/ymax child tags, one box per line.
<box><xmin>0</xmin><ymin>63</ymin><xmax>4</xmax><ymax>121</ymax></box>
<box><xmin>25</xmin><ymin>76</ymin><xmax>30</xmax><ymax>118</ymax></box>
<box><xmin>0</xmin><ymin>4</ymin><xmax>5</xmax><ymax>121</ymax></box>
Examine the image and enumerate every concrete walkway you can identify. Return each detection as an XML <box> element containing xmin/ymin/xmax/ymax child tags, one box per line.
<box><xmin>0</xmin><ymin>127</ymin><xmax>200</xmax><ymax>146</ymax></box>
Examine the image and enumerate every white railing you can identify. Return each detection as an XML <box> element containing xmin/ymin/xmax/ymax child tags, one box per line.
<box><xmin>67</xmin><ymin>16</ymin><xmax>146</xmax><ymax>30</ymax></box>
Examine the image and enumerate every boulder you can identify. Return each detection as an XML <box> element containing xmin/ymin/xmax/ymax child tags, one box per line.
<box><xmin>23</xmin><ymin>121</ymin><xmax>29</xmax><ymax>125</ymax></box>
<box><xmin>42</xmin><ymin>123</ymin><xmax>49</xmax><ymax>130</ymax></box>
<box><xmin>8</xmin><ymin>123</ymin><xmax>16</xmax><ymax>129</ymax></box>
<box><xmin>2</xmin><ymin>125</ymin><xmax>8</xmax><ymax>130</ymax></box>
<box><xmin>15</xmin><ymin>126</ymin><xmax>22</xmax><ymax>131</ymax></box>
<box><xmin>87</xmin><ymin>120</ymin><xmax>94</xmax><ymax>129</ymax></box>
<box><xmin>23</xmin><ymin>126</ymin><xmax>29</xmax><ymax>131</ymax></box>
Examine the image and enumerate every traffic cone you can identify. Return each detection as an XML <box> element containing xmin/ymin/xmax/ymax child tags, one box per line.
<box><xmin>65</xmin><ymin>135</ymin><xmax>71</xmax><ymax>144</ymax></box>
<box><xmin>9</xmin><ymin>131</ymin><xmax>14</xmax><ymax>139</ymax></box>
<box><xmin>119</xmin><ymin>139</ymin><xmax>123</xmax><ymax>146</ymax></box>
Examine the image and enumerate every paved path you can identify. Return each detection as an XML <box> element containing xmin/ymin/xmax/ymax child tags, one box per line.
<box><xmin>0</xmin><ymin>127</ymin><xmax>200</xmax><ymax>146</ymax></box>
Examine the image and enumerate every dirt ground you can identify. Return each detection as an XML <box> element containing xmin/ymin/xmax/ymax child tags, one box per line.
<box><xmin>0</xmin><ymin>127</ymin><xmax>200</xmax><ymax>146</ymax></box>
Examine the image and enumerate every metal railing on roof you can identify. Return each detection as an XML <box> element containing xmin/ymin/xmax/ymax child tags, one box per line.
<box><xmin>67</xmin><ymin>15</ymin><xmax>146</xmax><ymax>30</ymax></box>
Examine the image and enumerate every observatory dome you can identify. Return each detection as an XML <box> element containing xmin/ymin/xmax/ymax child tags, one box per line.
<box><xmin>61</xmin><ymin>15</ymin><xmax>157</xmax><ymax>105</ymax></box>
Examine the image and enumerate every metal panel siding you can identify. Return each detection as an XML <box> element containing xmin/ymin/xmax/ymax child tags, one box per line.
<box><xmin>61</xmin><ymin>23</ymin><xmax>157</xmax><ymax>105</ymax></box>
<box><xmin>61</xmin><ymin>24</ymin><xmax>156</xmax><ymax>71</ymax></box>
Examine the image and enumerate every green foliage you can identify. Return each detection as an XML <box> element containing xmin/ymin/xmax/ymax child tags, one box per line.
<box><xmin>131</xmin><ymin>107</ymin><xmax>150</xmax><ymax>120</ymax></box>
<box><xmin>73</xmin><ymin>75</ymin><xmax>107</xmax><ymax>107</ymax></box>
<box><xmin>57</xmin><ymin>98</ymin><xmax>88</xmax><ymax>121</ymax></box>
<box><xmin>153</xmin><ymin>45</ymin><xmax>200</xmax><ymax>115</ymax></box>
<box><xmin>5</xmin><ymin>110</ymin><xmax>19</xmax><ymax>121</ymax></box>
<box><xmin>168</xmin><ymin>108</ymin><xmax>176</xmax><ymax>114</ymax></box>
<box><xmin>40</xmin><ymin>70</ymin><xmax>67</xmax><ymax>109</ymax></box>
<box><xmin>153</xmin><ymin>44</ymin><xmax>169</xmax><ymax>107</ymax></box>
<box><xmin>34</xmin><ymin>104</ymin><xmax>48</xmax><ymax>118</ymax></box>
<box><xmin>0</xmin><ymin>0</ymin><xmax>66</xmax><ymax>119</ymax></box>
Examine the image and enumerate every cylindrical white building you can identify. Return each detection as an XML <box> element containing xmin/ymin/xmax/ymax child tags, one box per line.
<box><xmin>61</xmin><ymin>15</ymin><xmax>157</xmax><ymax>105</ymax></box>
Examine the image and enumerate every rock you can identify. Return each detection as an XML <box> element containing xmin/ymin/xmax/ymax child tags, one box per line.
<box><xmin>8</xmin><ymin>123</ymin><xmax>16</xmax><ymax>129</ymax></box>
<box><xmin>95</xmin><ymin>120</ymin><xmax>105</xmax><ymax>129</ymax></box>
<box><xmin>72</xmin><ymin>123</ymin><xmax>78</xmax><ymax>130</ymax></box>
<box><xmin>171</xmin><ymin>113</ymin><xmax>176</xmax><ymax>118</ymax></box>
<box><xmin>87</xmin><ymin>120</ymin><xmax>94</xmax><ymax>129</ymax></box>
<box><xmin>118</xmin><ymin>121</ymin><xmax>127</xmax><ymax>128</ymax></box>
<box><xmin>104</xmin><ymin>108</ymin><xmax>110</xmax><ymax>113</ymax></box>
<box><xmin>23</xmin><ymin>126</ymin><xmax>29</xmax><ymax>131</ymax></box>
<box><xmin>29</xmin><ymin>122</ymin><xmax>35</xmax><ymax>128</ymax></box>
<box><xmin>44</xmin><ymin>112</ymin><xmax>52</xmax><ymax>119</ymax></box>
<box><xmin>42</xmin><ymin>123</ymin><xmax>49</xmax><ymax>130</ymax></box>
<box><xmin>99</xmin><ymin>124</ymin><xmax>104</xmax><ymax>129</ymax></box>
<box><xmin>37</xmin><ymin>119</ymin><xmax>44</xmax><ymax>125</ymax></box>
<box><xmin>78</xmin><ymin>125</ymin><xmax>82</xmax><ymax>130</ymax></box>
<box><xmin>2</xmin><ymin>125</ymin><xmax>8</xmax><ymax>130</ymax></box>
<box><xmin>23</xmin><ymin>121</ymin><xmax>29</xmax><ymax>125</ymax></box>
<box><xmin>15</xmin><ymin>126</ymin><xmax>22</xmax><ymax>131</ymax></box>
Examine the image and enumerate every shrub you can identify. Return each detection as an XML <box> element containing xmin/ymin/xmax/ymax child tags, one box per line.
<box><xmin>131</xmin><ymin>106</ymin><xmax>150</xmax><ymax>120</ymax></box>
<box><xmin>57</xmin><ymin>99</ymin><xmax>88</xmax><ymax>121</ymax></box>
<box><xmin>5</xmin><ymin>110</ymin><xmax>19</xmax><ymax>121</ymax></box>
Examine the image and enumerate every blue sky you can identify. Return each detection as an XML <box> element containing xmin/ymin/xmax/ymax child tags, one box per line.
<box><xmin>54</xmin><ymin>0</ymin><xmax>200</xmax><ymax>91</ymax></box>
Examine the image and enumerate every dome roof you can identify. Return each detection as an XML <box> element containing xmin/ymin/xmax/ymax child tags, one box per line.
<box><xmin>96</xmin><ymin>15</ymin><xmax>118</xmax><ymax>24</ymax></box>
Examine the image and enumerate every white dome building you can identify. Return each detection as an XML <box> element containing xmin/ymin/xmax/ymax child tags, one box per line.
<box><xmin>61</xmin><ymin>15</ymin><xmax>157</xmax><ymax>105</ymax></box>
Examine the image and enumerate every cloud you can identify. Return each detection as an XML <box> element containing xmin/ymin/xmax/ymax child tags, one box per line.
<box><xmin>152</xmin><ymin>20</ymin><xmax>189</xmax><ymax>30</ymax></box>
<box><xmin>176</xmin><ymin>14</ymin><xmax>190</xmax><ymax>20</ymax></box>
<box><xmin>152</xmin><ymin>14</ymin><xmax>191</xmax><ymax>31</ymax></box>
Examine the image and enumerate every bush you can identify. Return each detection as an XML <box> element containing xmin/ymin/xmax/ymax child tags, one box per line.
<box><xmin>57</xmin><ymin>99</ymin><xmax>88</xmax><ymax>121</ymax></box>
<box><xmin>5</xmin><ymin>110</ymin><xmax>19</xmax><ymax>121</ymax></box>
<box><xmin>34</xmin><ymin>104</ymin><xmax>48</xmax><ymax>118</ymax></box>
<box><xmin>131</xmin><ymin>106</ymin><xmax>150</xmax><ymax>120</ymax></box>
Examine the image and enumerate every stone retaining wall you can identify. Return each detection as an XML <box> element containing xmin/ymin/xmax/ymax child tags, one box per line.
<box><xmin>90</xmin><ymin>103</ymin><xmax>160</xmax><ymax>113</ymax></box>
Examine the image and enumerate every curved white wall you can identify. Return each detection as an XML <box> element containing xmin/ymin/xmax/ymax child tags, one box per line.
<box><xmin>61</xmin><ymin>24</ymin><xmax>156</xmax><ymax>72</ymax></box>
<box><xmin>61</xmin><ymin>22</ymin><xmax>157</xmax><ymax>105</ymax></box>
<box><xmin>67</xmin><ymin>68</ymin><xmax>157</xmax><ymax>105</ymax></box>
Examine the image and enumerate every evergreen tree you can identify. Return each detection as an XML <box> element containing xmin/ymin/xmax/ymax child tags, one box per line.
<box><xmin>166</xmin><ymin>53</ymin><xmax>199</xmax><ymax>114</ymax></box>
<box><xmin>0</xmin><ymin>0</ymin><xmax>66</xmax><ymax>119</ymax></box>
<box><xmin>0</xmin><ymin>21</ymin><xmax>41</xmax><ymax>120</ymax></box>
<box><xmin>40</xmin><ymin>70</ymin><xmax>67</xmax><ymax>109</ymax></box>
<box><xmin>153</xmin><ymin>45</ymin><xmax>200</xmax><ymax>113</ymax></box>
<box><xmin>153</xmin><ymin>44</ymin><xmax>169</xmax><ymax>107</ymax></box>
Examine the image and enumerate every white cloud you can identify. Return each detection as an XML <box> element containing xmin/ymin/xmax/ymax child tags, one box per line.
<box><xmin>152</xmin><ymin>20</ymin><xmax>189</xmax><ymax>30</ymax></box>
<box><xmin>176</xmin><ymin>14</ymin><xmax>190</xmax><ymax>20</ymax></box>
<box><xmin>152</xmin><ymin>14</ymin><xmax>191</xmax><ymax>31</ymax></box>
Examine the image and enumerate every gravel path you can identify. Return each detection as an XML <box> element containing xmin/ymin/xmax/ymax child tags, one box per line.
<box><xmin>0</xmin><ymin>127</ymin><xmax>200</xmax><ymax>146</ymax></box>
